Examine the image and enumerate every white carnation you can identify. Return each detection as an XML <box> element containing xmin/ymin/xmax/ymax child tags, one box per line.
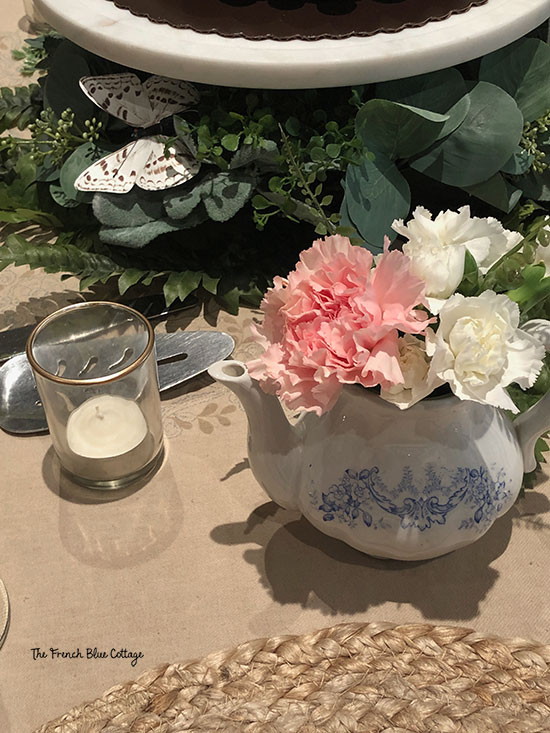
<box><xmin>380</xmin><ymin>333</ymin><xmax>442</xmax><ymax>409</ymax></box>
<box><xmin>425</xmin><ymin>291</ymin><xmax>544</xmax><ymax>412</ymax></box>
<box><xmin>522</xmin><ymin>319</ymin><xmax>550</xmax><ymax>352</ymax></box>
<box><xmin>392</xmin><ymin>206</ymin><xmax>523</xmax><ymax>313</ymax></box>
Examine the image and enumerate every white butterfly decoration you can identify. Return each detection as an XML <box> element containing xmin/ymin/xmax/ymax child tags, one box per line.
<box><xmin>74</xmin><ymin>73</ymin><xmax>200</xmax><ymax>194</ymax></box>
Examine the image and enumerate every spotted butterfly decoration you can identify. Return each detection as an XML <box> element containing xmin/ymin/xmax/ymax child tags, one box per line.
<box><xmin>74</xmin><ymin>73</ymin><xmax>200</xmax><ymax>194</ymax></box>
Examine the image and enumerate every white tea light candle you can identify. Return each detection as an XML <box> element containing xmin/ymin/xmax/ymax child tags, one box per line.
<box><xmin>67</xmin><ymin>395</ymin><xmax>147</xmax><ymax>458</ymax></box>
<box><xmin>27</xmin><ymin>301</ymin><xmax>164</xmax><ymax>489</ymax></box>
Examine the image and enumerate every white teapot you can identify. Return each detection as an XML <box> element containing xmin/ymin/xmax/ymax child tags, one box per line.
<box><xmin>209</xmin><ymin>359</ymin><xmax>550</xmax><ymax>561</ymax></box>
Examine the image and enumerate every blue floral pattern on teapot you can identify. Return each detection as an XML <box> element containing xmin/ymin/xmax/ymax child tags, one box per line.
<box><xmin>311</xmin><ymin>466</ymin><xmax>510</xmax><ymax>533</ymax></box>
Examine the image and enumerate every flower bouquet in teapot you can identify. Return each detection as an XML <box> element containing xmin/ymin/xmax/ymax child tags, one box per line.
<box><xmin>209</xmin><ymin>207</ymin><xmax>550</xmax><ymax>560</ymax></box>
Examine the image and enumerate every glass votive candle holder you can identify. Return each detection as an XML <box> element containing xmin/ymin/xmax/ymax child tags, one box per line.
<box><xmin>26</xmin><ymin>302</ymin><xmax>164</xmax><ymax>490</ymax></box>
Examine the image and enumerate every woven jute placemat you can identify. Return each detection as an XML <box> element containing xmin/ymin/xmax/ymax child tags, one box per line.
<box><xmin>37</xmin><ymin>621</ymin><xmax>550</xmax><ymax>732</ymax></box>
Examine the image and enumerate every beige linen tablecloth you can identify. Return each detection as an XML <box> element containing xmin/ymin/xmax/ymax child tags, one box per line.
<box><xmin>1</xmin><ymin>5</ymin><xmax>550</xmax><ymax>731</ymax></box>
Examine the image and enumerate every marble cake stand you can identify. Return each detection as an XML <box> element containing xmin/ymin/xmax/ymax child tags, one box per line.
<box><xmin>35</xmin><ymin>0</ymin><xmax>550</xmax><ymax>89</ymax></box>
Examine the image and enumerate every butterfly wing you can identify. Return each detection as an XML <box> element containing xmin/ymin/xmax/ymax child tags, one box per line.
<box><xmin>74</xmin><ymin>140</ymin><xmax>152</xmax><ymax>194</ymax></box>
<box><xmin>137</xmin><ymin>138</ymin><xmax>200</xmax><ymax>191</ymax></box>
<box><xmin>143</xmin><ymin>76</ymin><xmax>199</xmax><ymax>124</ymax></box>
<box><xmin>79</xmin><ymin>74</ymin><xmax>155</xmax><ymax>128</ymax></box>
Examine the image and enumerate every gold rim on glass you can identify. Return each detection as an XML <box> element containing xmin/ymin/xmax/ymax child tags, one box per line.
<box><xmin>26</xmin><ymin>301</ymin><xmax>155</xmax><ymax>386</ymax></box>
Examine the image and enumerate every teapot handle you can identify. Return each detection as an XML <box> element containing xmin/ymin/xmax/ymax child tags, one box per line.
<box><xmin>514</xmin><ymin>319</ymin><xmax>550</xmax><ymax>472</ymax></box>
<box><xmin>514</xmin><ymin>391</ymin><xmax>550</xmax><ymax>473</ymax></box>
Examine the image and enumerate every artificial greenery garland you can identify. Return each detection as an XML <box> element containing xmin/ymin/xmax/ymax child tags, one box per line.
<box><xmin>0</xmin><ymin>26</ymin><xmax>550</xmax><ymax>319</ymax></box>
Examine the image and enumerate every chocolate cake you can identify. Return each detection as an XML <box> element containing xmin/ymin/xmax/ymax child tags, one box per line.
<box><xmin>107</xmin><ymin>0</ymin><xmax>489</xmax><ymax>41</ymax></box>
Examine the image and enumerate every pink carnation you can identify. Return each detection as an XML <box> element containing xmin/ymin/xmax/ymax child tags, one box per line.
<box><xmin>248</xmin><ymin>235</ymin><xmax>431</xmax><ymax>415</ymax></box>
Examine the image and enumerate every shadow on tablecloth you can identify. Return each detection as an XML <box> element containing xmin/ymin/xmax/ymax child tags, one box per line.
<box><xmin>41</xmin><ymin>445</ymin><xmax>184</xmax><ymax>569</ymax></box>
<box><xmin>211</xmin><ymin>489</ymin><xmax>550</xmax><ymax>622</ymax></box>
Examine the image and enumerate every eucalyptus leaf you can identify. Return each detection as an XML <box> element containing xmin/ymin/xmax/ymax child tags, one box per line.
<box><xmin>49</xmin><ymin>184</ymin><xmax>81</xmax><ymax>208</ymax></box>
<box><xmin>410</xmin><ymin>82</ymin><xmax>523</xmax><ymax>187</ymax></box>
<box><xmin>355</xmin><ymin>99</ymin><xmax>448</xmax><ymax>160</ymax></box>
<box><xmin>376</xmin><ymin>68</ymin><xmax>467</xmax><ymax>114</ymax></box>
<box><xmin>465</xmin><ymin>173</ymin><xmax>522</xmax><ymax>213</ymax></box>
<box><xmin>59</xmin><ymin>143</ymin><xmax>106</xmax><ymax>202</ymax></box>
<box><xmin>342</xmin><ymin>151</ymin><xmax>410</xmax><ymax>250</ymax></box>
<box><xmin>501</xmin><ymin>147</ymin><xmax>534</xmax><ymax>175</ymax></box>
<box><xmin>479</xmin><ymin>37</ymin><xmax>550</xmax><ymax>122</ymax></box>
<box><xmin>434</xmin><ymin>94</ymin><xmax>471</xmax><ymax>141</ymax></box>
<box><xmin>35</xmin><ymin>162</ymin><xmax>61</xmax><ymax>183</ymax></box>
<box><xmin>516</xmin><ymin>170</ymin><xmax>550</xmax><ymax>201</ymax></box>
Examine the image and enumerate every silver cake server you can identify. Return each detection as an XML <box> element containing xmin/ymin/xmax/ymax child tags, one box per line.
<box><xmin>0</xmin><ymin>331</ymin><xmax>234</xmax><ymax>434</ymax></box>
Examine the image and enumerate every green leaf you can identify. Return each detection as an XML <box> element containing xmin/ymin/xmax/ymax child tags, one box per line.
<box><xmin>310</xmin><ymin>146</ymin><xmax>325</xmax><ymax>162</ymax></box>
<box><xmin>284</xmin><ymin>117</ymin><xmax>300</xmax><ymax>136</ymax></box>
<box><xmin>465</xmin><ymin>173</ymin><xmax>522</xmax><ymax>213</ymax></box>
<box><xmin>118</xmin><ymin>269</ymin><xmax>146</xmax><ymax>295</ymax></box>
<box><xmin>516</xmin><ymin>169</ymin><xmax>550</xmax><ymax>202</ymax></box>
<box><xmin>166</xmin><ymin>171</ymin><xmax>256</xmax><ymax>223</ymax></box>
<box><xmin>410</xmin><ymin>82</ymin><xmax>524</xmax><ymax>187</ymax></box>
<box><xmin>164</xmin><ymin>270</ymin><xmax>203</xmax><ymax>307</ymax></box>
<box><xmin>94</xmin><ymin>189</ymin><xmax>165</xmax><ymax>227</ymax></box>
<box><xmin>0</xmin><ymin>207</ymin><xmax>61</xmax><ymax>227</ymax></box>
<box><xmin>142</xmin><ymin>271</ymin><xmax>164</xmax><ymax>287</ymax></box>
<box><xmin>201</xmin><ymin>273</ymin><xmax>220</xmax><ymax>295</ymax></box>
<box><xmin>479</xmin><ymin>37</ymin><xmax>550</xmax><ymax>122</ymax></box>
<box><xmin>216</xmin><ymin>286</ymin><xmax>241</xmax><ymax>315</ymax></box>
<box><xmin>376</xmin><ymin>68</ymin><xmax>467</xmax><ymax>114</ymax></box>
<box><xmin>457</xmin><ymin>249</ymin><xmax>480</xmax><ymax>296</ymax></box>
<box><xmin>202</xmin><ymin>171</ymin><xmax>256</xmax><ymax>222</ymax></box>
<box><xmin>59</xmin><ymin>143</ymin><xmax>103</xmax><ymax>200</ymax></box>
<box><xmin>164</xmin><ymin>182</ymin><xmax>203</xmax><ymax>220</ymax></box>
<box><xmin>229</xmin><ymin>141</ymin><xmax>278</xmax><ymax>169</ymax></box>
<box><xmin>326</xmin><ymin>143</ymin><xmax>341</xmax><ymax>158</ymax></box>
<box><xmin>0</xmin><ymin>233</ymin><xmax>118</xmax><ymax>282</ymax></box>
<box><xmin>0</xmin><ymin>153</ymin><xmax>40</xmax><ymax>211</ymax></box>
<box><xmin>0</xmin><ymin>84</ymin><xmax>41</xmax><ymax>134</ymax></box>
<box><xmin>355</xmin><ymin>99</ymin><xmax>448</xmax><ymax>160</ymax></box>
<box><xmin>251</xmin><ymin>194</ymin><xmax>272</xmax><ymax>210</ymax></box>
<box><xmin>173</xmin><ymin>115</ymin><xmax>192</xmax><ymax>137</ymax></box>
<box><xmin>501</xmin><ymin>147</ymin><xmax>534</xmax><ymax>175</ymax></box>
<box><xmin>507</xmin><ymin>263</ymin><xmax>550</xmax><ymax>313</ymax></box>
<box><xmin>221</xmin><ymin>133</ymin><xmax>240</xmax><ymax>152</ymax></box>
<box><xmin>342</xmin><ymin>150</ymin><xmax>410</xmax><ymax>250</ymax></box>
<box><xmin>49</xmin><ymin>184</ymin><xmax>81</xmax><ymax>208</ymax></box>
<box><xmin>99</xmin><ymin>219</ymin><xmax>184</xmax><ymax>248</ymax></box>
<box><xmin>434</xmin><ymin>94</ymin><xmax>471</xmax><ymax>141</ymax></box>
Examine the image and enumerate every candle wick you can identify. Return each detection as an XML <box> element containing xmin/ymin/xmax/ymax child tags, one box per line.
<box><xmin>95</xmin><ymin>405</ymin><xmax>104</xmax><ymax>421</ymax></box>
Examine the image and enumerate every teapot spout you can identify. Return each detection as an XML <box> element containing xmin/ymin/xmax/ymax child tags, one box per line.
<box><xmin>207</xmin><ymin>360</ymin><xmax>303</xmax><ymax>510</ymax></box>
<box><xmin>514</xmin><ymin>391</ymin><xmax>550</xmax><ymax>472</ymax></box>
